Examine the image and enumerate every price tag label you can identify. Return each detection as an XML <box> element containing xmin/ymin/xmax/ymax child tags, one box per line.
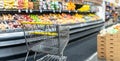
<box><xmin>18</xmin><ymin>9</ymin><xmax>21</xmax><ymax>13</ymax></box>
<box><xmin>75</xmin><ymin>10</ymin><xmax>78</xmax><ymax>13</ymax></box>
<box><xmin>59</xmin><ymin>10</ymin><xmax>61</xmax><ymax>13</ymax></box>
<box><xmin>26</xmin><ymin>9</ymin><xmax>28</xmax><ymax>13</ymax></box>
<box><xmin>69</xmin><ymin>11</ymin><xmax>71</xmax><ymax>13</ymax></box>
<box><xmin>81</xmin><ymin>23</ymin><xmax>86</xmax><ymax>27</ymax></box>
<box><xmin>30</xmin><ymin>9</ymin><xmax>33</xmax><ymax>13</ymax></box>
<box><xmin>53</xmin><ymin>10</ymin><xmax>55</xmax><ymax>13</ymax></box>
<box><xmin>80</xmin><ymin>24</ymin><xmax>83</xmax><ymax>27</ymax></box>
<box><xmin>40</xmin><ymin>10</ymin><xmax>42</xmax><ymax>13</ymax></box>
<box><xmin>4</xmin><ymin>9</ymin><xmax>6</xmax><ymax>11</ymax></box>
<box><xmin>83</xmin><ymin>24</ymin><xmax>85</xmax><ymax>26</ymax></box>
<box><xmin>84</xmin><ymin>23</ymin><xmax>87</xmax><ymax>26</ymax></box>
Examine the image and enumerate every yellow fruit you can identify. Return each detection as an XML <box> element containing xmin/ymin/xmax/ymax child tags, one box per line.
<box><xmin>66</xmin><ymin>2</ymin><xmax>76</xmax><ymax>10</ymax></box>
<box><xmin>78</xmin><ymin>5</ymin><xmax>90</xmax><ymax>12</ymax></box>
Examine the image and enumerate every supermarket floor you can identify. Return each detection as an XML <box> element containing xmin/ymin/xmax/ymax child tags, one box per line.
<box><xmin>65</xmin><ymin>32</ymin><xmax>98</xmax><ymax>61</ymax></box>
<box><xmin>86</xmin><ymin>52</ymin><xmax>105</xmax><ymax>61</ymax></box>
<box><xmin>9</xmin><ymin>32</ymin><xmax>98</xmax><ymax>61</ymax></box>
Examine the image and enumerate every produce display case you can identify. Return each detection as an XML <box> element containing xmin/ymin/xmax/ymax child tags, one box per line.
<box><xmin>0</xmin><ymin>0</ymin><xmax>104</xmax><ymax>60</ymax></box>
<box><xmin>0</xmin><ymin>20</ymin><xmax>104</xmax><ymax>60</ymax></box>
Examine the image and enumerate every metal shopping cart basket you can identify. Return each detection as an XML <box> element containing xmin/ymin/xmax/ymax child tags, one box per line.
<box><xmin>21</xmin><ymin>22</ymin><xmax>69</xmax><ymax>61</ymax></box>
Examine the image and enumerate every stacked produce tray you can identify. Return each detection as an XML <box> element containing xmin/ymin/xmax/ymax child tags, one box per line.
<box><xmin>0</xmin><ymin>20</ymin><xmax>104</xmax><ymax>60</ymax></box>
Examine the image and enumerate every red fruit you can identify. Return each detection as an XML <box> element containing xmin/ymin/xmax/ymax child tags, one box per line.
<box><xmin>28</xmin><ymin>19</ymin><xmax>33</xmax><ymax>22</ymax></box>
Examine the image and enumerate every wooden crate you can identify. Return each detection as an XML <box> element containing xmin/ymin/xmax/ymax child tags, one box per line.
<box><xmin>106</xmin><ymin>34</ymin><xmax>118</xmax><ymax>39</ymax></box>
<box><xmin>97</xmin><ymin>31</ymin><xmax>120</xmax><ymax>61</ymax></box>
<box><xmin>105</xmin><ymin>33</ymin><xmax>120</xmax><ymax>61</ymax></box>
<box><xmin>97</xmin><ymin>34</ymin><xmax>106</xmax><ymax>59</ymax></box>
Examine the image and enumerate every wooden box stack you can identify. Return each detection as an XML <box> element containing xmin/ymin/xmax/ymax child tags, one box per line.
<box><xmin>97</xmin><ymin>34</ymin><xmax>106</xmax><ymax>59</ymax></box>
<box><xmin>97</xmin><ymin>32</ymin><xmax>120</xmax><ymax>61</ymax></box>
<box><xmin>105</xmin><ymin>34</ymin><xmax>118</xmax><ymax>61</ymax></box>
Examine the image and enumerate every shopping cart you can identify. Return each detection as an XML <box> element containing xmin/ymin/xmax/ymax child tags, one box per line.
<box><xmin>21</xmin><ymin>22</ymin><xmax>69</xmax><ymax>61</ymax></box>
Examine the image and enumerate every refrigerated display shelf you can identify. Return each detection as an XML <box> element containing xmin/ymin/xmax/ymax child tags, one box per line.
<box><xmin>0</xmin><ymin>28</ymin><xmax>23</xmax><ymax>34</ymax></box>
<box><xmin>7</xmin><ymin>31</ymin><xmax>99</xmax><ymax>61</ymax></box>
<box><xmin>70</xmin><ymin>21</ymin><xmax>103</xmax><ymax>30</ymax></box>
<box><xmin>0</xmin><ymin>32</ymin><xmax>24</xmax><ymax>41</ymax></box>
<box><xmin>0</xmin><ymin>20</ymin><xmax>103</xmax><ymax>34</ymax></box>
<box><xmin>0</xmin><ymin>20</ymin><xmax>103</xmax><ymax>41</ymax></box>
<box><xmin>67</xmin><ymin>20</ymin><xmax>103</xmax><ymax>29</ymax></box>
<box><xmin>0</xmin><ymin>45</ymin><xmax>26</xmax><ymax>58</ymax></box>
<box><xmin>70</xmin><ymin>23</ymin><xmax>103</xmax><ymax>34</ymax></box>
<box><xmin>70</xmin><ymin>27</ymin><xmax>101</xmax><ymax>40</ymax></box>
<box><xmin>0</xmin><ymin>21</ymin><xmax>103</xmax><ymax>47</ymax></box>
<box><xmin>0</xmin><ymin>26</ymin><xmax>101</xmax><ymax>58</ymax></box>
<box><xmin>0</xmin><ymin>20</ymin><xmax>103</xmax><ymax>59</ymax></box>
<box><xmin>0</xmin><ymin>25</ymin><xmax>102</xmax><ymax>47</ymax></box>
<box><xmin>0</xmin><ymin>36</ymin><xmax>55</xmax><ymax>47</ymax></box>
<box><xmin>0</xmin><ymin>9</ymin><xmax>96</xmax><ymax>14</ymax></box>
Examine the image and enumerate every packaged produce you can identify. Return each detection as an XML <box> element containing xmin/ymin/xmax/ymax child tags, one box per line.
<box><xmin>78</xmin><ymin>5</ymin><xmax>90</xmax><ymax>12</ymax></box>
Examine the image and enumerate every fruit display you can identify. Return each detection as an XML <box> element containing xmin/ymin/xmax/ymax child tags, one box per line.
<box><xmin>0</xmin><ymin>14</ymin><xmax>21</xmax><ymax>31</ymax></box>
<box><xmin>0</xmin><ymin>0</ymin><xmax>100</xmax><ymax>32</ymax></box>
<box><xmin>0</xmin><ymin>13</ymin><xmax>100</xmax><ymax>31</ymax></box>
<box><xmin>0</xmin><ymin>0</ymin><xmax>94</xmax><ymax>12</ymax></box>
<box><xmin>4</xmin><ymin>0</ymin><xmax>17</xmax><ymax>9</ymax></box>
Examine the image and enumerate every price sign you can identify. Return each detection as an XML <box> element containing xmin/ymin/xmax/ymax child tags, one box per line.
<box><xmin>69</xmin><ymin>11</ymin><xmax>71</xmax><ymax>13</ymax></box>
<box><xmin>30</xmin><ymin>9</ymin><xmax>33</xmax><ymax>13</ymax></box>
<box><xmin>26</xmin><ymin>9</ymin><xmax>28</xmax><ymax>13</ymax></box>
<box><xmin>53</xmin><ymin>10</ymin><xmax>55</xmax><ymax>13</ymax></box>
<box><xmin>18</xmin><ymin>9</ymin><xmax>21</xmax><ymax>13</ymax></box>
<box><xmin>40</xmin><ymin>10</ymin><xmax>42</xmax><ymax>13</ymax></box>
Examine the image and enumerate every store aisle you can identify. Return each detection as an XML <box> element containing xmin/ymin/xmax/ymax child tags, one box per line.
<box><xmin>8</xmin><ymin>32</ymin><xmax>98</xmax><ymax>61</ymax></box>
<box><xmin>65</xmin><ymin>33</ymin><xmax>98</xmax><ymax>61</ymax></box>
